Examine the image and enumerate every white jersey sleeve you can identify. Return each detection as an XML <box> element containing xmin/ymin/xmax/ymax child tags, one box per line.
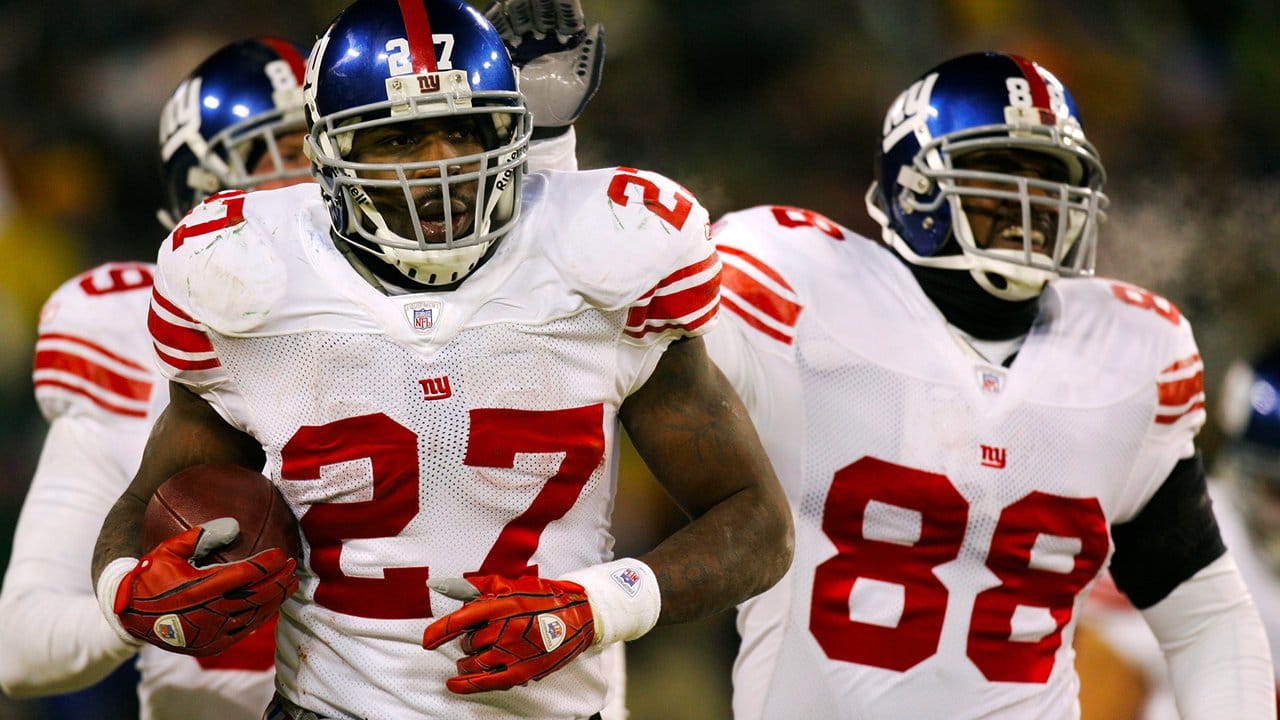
<box><xmin>1049</xmin><ymin>278</ymin><xmax>1208</xmax><ymax>524</ymax></box>
<box><xmin>519</xmin><ymin>166</ymin><xmax>719</xmax><ymax>397</ymax></box>
<box><xmin>0</xmin><ymin>263</ymin><xmax>158</xmax><ymax>697</ymax></box>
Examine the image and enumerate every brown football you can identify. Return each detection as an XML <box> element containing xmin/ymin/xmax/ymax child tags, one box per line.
<box><xmin>143</xmin><ymin>464</ymin><xmax>302</xmax><ymax>566</ymax></box>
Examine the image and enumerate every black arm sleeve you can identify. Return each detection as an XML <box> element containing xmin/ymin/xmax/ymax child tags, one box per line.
<box><xmin>1109</xmin><ymin>452</ymin><xmax>1227</xmax><ymax>609</ymax></box>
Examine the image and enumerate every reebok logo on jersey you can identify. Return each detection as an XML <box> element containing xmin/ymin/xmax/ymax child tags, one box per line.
<box><xmin>980</xmin><ymin>445</ymin><xmax>1007</xmax><ymax>469</ymax></box>
<box><xmin>404</xmin><ymin>300</ymin><xmax>443</xmax><ymax>334</ymax></box>
<box><xmin>419</xmin><ymin>376</ymin><xmax>452</xmax><ymax>400</ymax></box>
<box><xmin>536</xmin><ymin>613</ymin><xmax>566</xmax><ymax>652</ymax></box>
<box><xmin>153</xmin><ymin>614</ymin><xmax>187</xmax><ymax>648</ymax></box>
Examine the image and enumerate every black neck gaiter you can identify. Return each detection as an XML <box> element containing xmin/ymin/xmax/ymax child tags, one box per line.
<box><xmin>901</xmin><ymin>258</ymin><xmax>1042</xmax><ymax>341</ymax></box>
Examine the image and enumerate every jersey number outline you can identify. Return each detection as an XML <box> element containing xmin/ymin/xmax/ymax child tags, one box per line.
<box><xmin>279</xmin><ymin>406</ymin><xmax>605</xmax><ymax>619</ymax></box>
<box><xmin>1109</xmin><ymin>282</ymin><xmax>1182</xmax><ymax>327</ymax></box>
<box><xmin>769</xmin><ymin>205</ymin><xmax>845</xmax><ymax>240</ymax></box>
<box><xmin>809</xmin><ymin>456</ymin><xmax>1108</xmax><ymax>683</ymax></box>
<box><xmin>77</xmin><ymin>263</ymin><xmax>154</xmax><ymax>296</ymax></box>
<box><xmin>608</xmin><ymin>167</ymin><xmax>694</xmax><ymax>230</ymax></box>
<box><xmin>171</xmin><ymin>190</ymin><xmax>248</xmax><ymax>250</ymax></box>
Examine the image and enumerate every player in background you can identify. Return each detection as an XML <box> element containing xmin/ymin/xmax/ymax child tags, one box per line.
<box><xmin>702</xmin><ymin>52</ymin><xmax>1274</xmax><ymax>718</ymax></box>
<box><xmin>0</xmin><ymin>37</ymin><xmax>314</xmax><ymax>719</ymax></box>
<box><xmin>89</xmin><ymin>2</ymin><xmax>791</xmax><ymax>719</ymax></box>
<box><xmin>1076</xmin><ymin>346</ymin><xmax>1280</xmax><ymax>719</ymax></box>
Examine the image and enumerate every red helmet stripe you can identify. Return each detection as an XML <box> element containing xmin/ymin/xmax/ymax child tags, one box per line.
<box><xmin>260</xmin><ymin>37</ymin><xmax>307</xmax><ymax>83</ymax></box>
<box><xmin>398</xmin><ymin>0</ymin><xmax>439</xmax><ymax>74</ymax></box>
<box><xmin>1008</xmin><ymin>54</ymin><xmax>1052</xmax><ymax>117</ymax></box>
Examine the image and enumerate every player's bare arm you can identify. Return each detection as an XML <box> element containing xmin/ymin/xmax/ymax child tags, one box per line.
<box><xmin>619</xmin><ymin>336</ymin><xmax>794</xmax><ymax>624</ymax></box>
<box><xmin>91</xmin><ymin>382</ymin><xmax>264</xmax><ymax>582</ymax></box>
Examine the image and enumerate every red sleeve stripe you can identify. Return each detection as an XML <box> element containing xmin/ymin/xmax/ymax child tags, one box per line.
<box><xmin>149</xmin><ymin>296</ymin><xmax>215</xmax><ymax>355</ymax></box>
<box><xmin>1155</xmin><ymin>354</ymin><xmax>1206</xmax><ymax>424</ymax></box>
<box><xmin>34</xmin><ymin>350</ymin><xmax>153</xmax><ymax>402</ymax></box>
<box><xmin>721</xmin><ymin>294</ymin><xmax>794</xmax><ymax>345</ymax></box>
<box><xmin>719</xmin><ymin>261</ymin><xmax>802</xmax><ymax>329</ymax></box>
<box><xmin>623</xmin><ymin>282</ymin><xmax>720</xmax><ymax>337</ymax></box>
<box><xmin>636</xmin><ymin>253</ymin><xmax>721</xmax><ymax>302</ymax></box>
<box><xmin>34</xmin><ymin>379</ymin><xmax>149</xmax><ymax>418</ymax></box>
<box><xmin>716</xmin><ymin>244</ymin><xmax>793</xmax><ymax>292</ymax></box>
<box><xmin>624</xmin><ymin>302</ymin><xmax>719</xmax><ymax>339</ymax></box>
<box><xmin>151</xmin><ymin>288</ymin><xmax>197</xmax><ymax>322</ymax></box>
<box><xmin>624</xmin><ymin>255</ymin><xmax>721</xmax><ymax>337</ymax></box>
<box><xmin>1157</xmin><ymin>370</ymin><xmax>1205</xmax><ymax>409</ymax></box>
<box><xmin>37</xmin><ymin>333</ymin><xmax>149</xmax><ymax>372</ymax></box>
<box><xmin>154</xmin><ymin>343</ymin><xmax>222</xmax><ymax>372</ymax></box>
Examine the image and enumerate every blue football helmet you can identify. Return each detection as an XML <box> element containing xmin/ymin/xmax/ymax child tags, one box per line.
<box><xmin>1219</xmin><ymin>347</ymin><xmax>1280</xmax><ymax>574</ymax></box>
<box><xmin>866</xmin><ymin>52</ymin><xmax>1109</xmax><ymax>300</ymax></box>
<box><xmin>158</xmin><ymin>37</ymin><xmax>311</xmax><ymax>228</ymax></box>
<box><xmin>304</xmin><ymin>0</ymin><xmax>531</xmax><ymax>286</ymax></box>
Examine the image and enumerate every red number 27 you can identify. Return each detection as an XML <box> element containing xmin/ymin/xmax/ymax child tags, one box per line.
<box><xmin>279</xmin><ymin>405</ymin><xmax>605</xmax><ymax>620</ymax></box>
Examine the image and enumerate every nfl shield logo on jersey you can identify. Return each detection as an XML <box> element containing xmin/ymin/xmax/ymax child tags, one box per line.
<box><xmin>979</xmin><ymin>369</ymin><xmax>1005</xmax><ymax>394</ymax></box>
<box><xmin>404</xmin><ymin>301</ymin><xmax>443</xmax><ymax>334</ymax></box>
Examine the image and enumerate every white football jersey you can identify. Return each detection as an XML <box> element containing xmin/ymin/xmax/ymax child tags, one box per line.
<box><xmin>148</xmin><ymin>169</ymin><xmax>717</xmax><ymax>719</ymax></box>
<box><xmin>705</xmin><ymin>206</ymin><xmax>1206</xmax><ymax>720</ymax></box>
<box><xmin>0</xmin><ymin>261</ymin><xmax>278</xmax><ymax>719</ymax></box>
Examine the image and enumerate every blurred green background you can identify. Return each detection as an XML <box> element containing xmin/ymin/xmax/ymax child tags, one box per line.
<box><xmin>3</xmin><ymin>1</ymin><xmax>1280</xmax><ymax>718</ymax></box>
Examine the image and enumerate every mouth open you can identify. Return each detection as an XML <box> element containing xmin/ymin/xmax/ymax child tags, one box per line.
<box><xmin>995</xmin><ymin>224</ymin><xmax>1047</xmax><ymax>249</ymax></box>
<box><xmin>416</xmin><ymin>197</ymin><xmax>473</xmax><ymax>244</ymax></box>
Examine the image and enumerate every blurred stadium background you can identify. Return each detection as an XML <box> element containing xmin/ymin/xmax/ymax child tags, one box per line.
<box><xmin>3</xmin><ymin>1</ymin><xmax>1280</xmax><ymax>718</ymax></box>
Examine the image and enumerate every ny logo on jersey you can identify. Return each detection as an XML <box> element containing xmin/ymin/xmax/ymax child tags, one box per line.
<box><xmin>980</xmin><ymin>445</ymin><xmax>1007</xmax><ymax>469</ymax></box>
<box><xmin>419</xmin><ymin>376</ymin><xmax>452</xmax><ymax>401</ymax></box>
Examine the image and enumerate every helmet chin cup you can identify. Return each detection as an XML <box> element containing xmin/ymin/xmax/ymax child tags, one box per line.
<box><xmin>381</xmin><ymin>242</ymin><xmax>491</xmax><ymax>286</ymax></box>
<box><xmin>968</xmin><ymin>257</ymin><xmax>1053</xmax><ymax>301</ymax></box>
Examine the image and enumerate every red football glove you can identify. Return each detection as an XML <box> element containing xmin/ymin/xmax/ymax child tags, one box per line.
<box><xmin>422</xmin><ymin>574</ymin><xmax>595</xmax><ymax>694</ymax></box>
<box><xmin>114</xmin><ymin>518</ymin><xmax>298</xmax><ymax>656</ymax></box>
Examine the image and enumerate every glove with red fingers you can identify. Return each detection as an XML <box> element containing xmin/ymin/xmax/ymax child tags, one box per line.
<box><xmin>484</xmin><ymin>0</ymin><xmax>604</xmax><ymax>129</ymax></box>
<box><xmin>96</xmin><ymin>518</ymin><xmax>298</xmax><ymax>656</ymax></box>
<box><xmin>422</xmin><ymin>559</ymin><xmax>661</xmax><ymax>694</ymax></box>
<box><xmin>422</xmin><ymin>574</ymin><xmax>595</xmax><ymax>694</ymax></box>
